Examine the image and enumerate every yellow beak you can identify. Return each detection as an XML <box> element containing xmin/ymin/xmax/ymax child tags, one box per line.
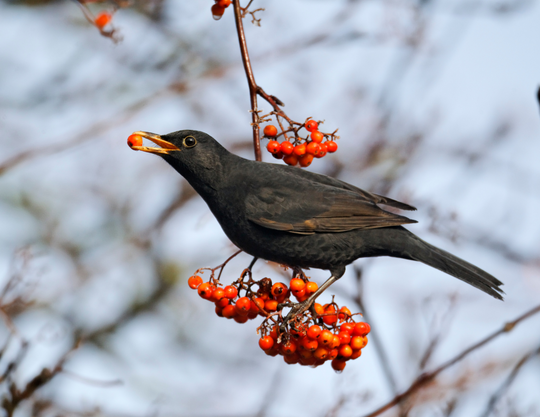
<box><xmin>129</xmin><ymin>131</ymin><xmax>180</xmax><ymax>155</ymax></box>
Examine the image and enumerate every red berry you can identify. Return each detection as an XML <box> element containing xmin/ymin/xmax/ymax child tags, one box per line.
<box><xmin>223</xmin><ymin>286</ymin><xmax>238</xmax><ymax>299</ymax></box>
<box><xmin>338</xmin><ymin>332</ymin><xmax>351</xmax><ymax>345</ymax></box>
<box><xmin>319</xmin><ymin>330</ymin><xmax>333</xmax><ymax>346</ymax></box>
<box><xmin>212</xmin><ymin>287</ymin><xmax>225</xmax><ymax>302</ymax></box>
<box><xmin>306</xmin><ymin>142</ymin><xmax>320</xmax><ymax>155</ymax></box>
<box><xmin>280</xmin><ymin>340</ymin><xmax>298</xmax><ymax>355</ymax></box>
<box><xmin>272</xmin><ymin>150</ymin><xmax>283</xmax><ymax>160</ymax></box>
<box><xmin>314</xmin><ymin>347</ymin><xmax>329</xmax><ymax>361</ymax></box>
<box><xmin>266</xmin><ymin>140</ymin><xmax>281</xmax><ymax>154</ymax></box>
<box><xmin>187</xmin><ymin>275</ymin><xmax>203</xmax><ymax>289</ymax></box>
<box><xmin>259</xmin><ymin>336</ymin><xmax>274</xmax><ymax>350</ymax></box>
<box><xmin>341</xmin><ymin>322</ymin><xmax>355</xmax><ymax>334</ymax></box>
<box><xmin>293</xmin><ymin>143</ymin><xmax>306</xmax><ymax>156</ymax></box>
<box><xmin>234</xmin><ymin>315</ymin><xmax>248</xmax><ymax>324</ymax></box>
<box><xmin>280</xmin><ymin>141</ymin><xmax>294</xmax><ymax>155</ymax></box>
<box><xmin>331</xmin><ymin>359</ymin><xmax>346</xmax><ymax>372</ymax></box>
<box><xmin>290</xmin><ymin>278</ymin><xmax>306</xmax><ymax>292</ymax></box>
<box><xmin>322</xmin><ymin>305</ymin><xmax>338</xmax><ymax>325</ymax></box>
<box><xmin>338</xmin><ymin>306</ymin><xmax>351</xmax><ymax>322</ymax></box>
<box><xmin>95</xmin><ymin>12</ymin><xmax>112</xmax><ymax>29</ymax></box>
<box><xmin>216</xmin><ymin>298</ymin><xmax>230</xmax><ymax>308</ymax></box>
<box><xmin>313</xmin><ymin>303</ymin><xmax>324</xmax><ymax>316</ymax></box>
<box><xmin>328</xmin><ymin>348</ymin><xmax>339</xmax><ymax>360</ymax></box>
<box><xmin>211</xmin><ymin>4</ymin><xmax>225</xmax><ymax>18</ymax></box>
<box><xmin>310</xmin><ymin>131</ymin><xmax>324</xmax><ymax>143</ymax></box>
<box><xmin>307</xmin><ymin>325</ymin><xmax>322</xmax><ymax>340</ymax></box>
<box><xmin>331</xmin><ymin>335</ymin><xmax>341</xmax><ymax>349</ymax></box>
<box><xmin>222</xmin><ymin>304</ymin><xmax>237</xmax><ymax>319</ymax></box>
<box><xmin>263</xmin><ymin>125</ymin><xmax>278</xmax><ymax>137</ymax></box>
<box><xmin>235</xmin><ymin>297</ymin><xmax>251</xmax><ymax>315</ymax></box>
<box><xmin>315</xmin><ymin>142</ymin><xmax>328</xmax><ymax>158</ymax></box>
<box><xmin>127</xmin><ymin>134</ymin><xmax>143</xmax><ymax>148</ymax></box>
<box><xmin>217</xmin><ymin>0</ymin><xmax>232</xmax><ymax>7</ymax></box>
<box><xmin>350</xmin><ymin>336</ymin><xmax>365</xmax><ymax>350</ymax></box>
<box><xmin>265</xmin><ymin>299</ymin><xmax>278</xmax><ymax>312</ymax></box>
<box><xmin>326</xmin><ymin>141</ymin><xmax>338</xmax><ymax>153</ymax></box>
<box><xmin>271</xmin><ymin>282</ymin><xmax>288</xmax><ymax>298</ymax></box>
<box><xmin>301</xmin><ymin>338</ymin><xmax>318</xmax><ymax>352</ymax></box>
<box><xmin>293</xmin><ymin>289</ymin><xmax>306</xmax><ymax>299</ymax></box>
<box><xmin>351</xmin><ymin>349</ymin><xmax>362</xmax><ymax>360</ymax></box>
<box><xmin>306</xmin><ymin>282</ymin><xmax>318</xmax><ymax>294</ymax></box>
<box><xmin>283</xmin><ymin>154</ymin><xmax>298</xmax><ymax>166</ymax></box>
<box><xmin>197</xmin><ymin>282</ymin><xmax>214</xmax><ymax>300</ymax></box>
<box><xmin>338</xmin><ymin>344</ymin><xmax>353</xmax><ymax>358</ymax></box>
<box><xmin>299</xmin><ymin>154</ymin><xmax>314</xmax><ymax>167</ymax></box>
<box><xmin>283</xmin><ymin>352</ymin><xmax>300</xmax><ymax>364</ymax></box>
<box><xmin>353</xmin><ymin>322</ymin><xmax>370</xmax><ymax>337</ymax></box>
<box><xmin>305</xmin><ymin>120</ymin><xmax>319</xmax><ymax>132</ymax></box>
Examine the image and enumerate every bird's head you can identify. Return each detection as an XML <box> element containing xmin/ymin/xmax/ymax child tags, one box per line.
<box><xmin>128</xmin><ymin>129</ymin><xmax>232</xmax><ymax>188</ymax></box>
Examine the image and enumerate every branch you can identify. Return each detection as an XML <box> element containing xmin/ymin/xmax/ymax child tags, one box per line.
<box><xmin>362</xmin><ymin>303</ymin><xmax>540</xmax><ymax>417</ymax></box>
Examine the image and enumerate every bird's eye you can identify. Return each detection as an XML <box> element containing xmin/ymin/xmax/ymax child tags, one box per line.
<box><xmin>183</xmin><ymin>136</ymin><xmax>197</xmax><ymax>148</ymax></box>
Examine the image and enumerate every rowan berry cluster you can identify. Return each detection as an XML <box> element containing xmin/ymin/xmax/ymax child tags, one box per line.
<box><xmin>187</xmin><ymin>272</ymin><xmax>370</xmax><ymax>371</ymax></box>
<box><xmin>211</xmin><ymin>0</ymin><xmax>232</xmax><ymax>20</ymax></box>
<box><xmin>264</xmin><ymin>119</ymin><xmax>339</xmax><ymax>167</ymax></box>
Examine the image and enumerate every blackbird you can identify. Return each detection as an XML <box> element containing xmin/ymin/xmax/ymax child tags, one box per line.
<box><xmin>129</xmin><ymin>129</ymin><xmax>504</xmax><ymax>313</ymax></box>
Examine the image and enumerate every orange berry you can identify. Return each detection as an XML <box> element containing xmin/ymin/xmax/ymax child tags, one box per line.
<box><xmin>234</xmin><ymin>315</ymin><xmax>248</xmax><ymax>324</ymax></box>
<box><xmin>290</xmin><ymin>278</ymin><xmax>306</xmax><ymax>292</ymax></box>
<box><xmin>265</xmin><ymin>299</ymin><xmax>278</xmax><ymax>312</ymax></box>
<box><xmin>351</xmin><ymin>349</ymin><xmax>362</xmax><ymax>360</ymax></box>
<box><xmin>306</xmin><ymin>142</ymin><xmax>320</xmax><ymax>155</ymax></box>
<box><xmin>299</xmin><ymin>348</ymin><xmax>313</xmax><ymax>359</ymax></box>
<box><xmin>197</xmin><ymin>282</ymin><xmax>214</xmax><ymax>300</ymax></box>
<box><xmin>283</xmin><ymin>154</ymin><xmax>298</xmax><ymax>166</ymax></box>
<box><xmin>211</xmin><ymin>3</ymin><xmax>225</xmax><ymax>18</ymax></box>
<box><xmin>272</xmin><ymin>151</ymin><xmax>283</xmax><ymax>160</ymax></box>
<box><xmin>280</xmin><ymin>340</ymin><xmax>297</xmax><ymax>355</ymax></box>
<box><xmin>95</xmin><ymin>12</ymin><xmax>112</xmax><ymax>28</ymax></box>
<box><xmin>263</xmin><ymin>125</ymin><xmax>278</xmax><ymax>137</ymax></box>
<box><xmin>259</xmin><ymin>336</ymin><xmax>274</xmax><ymax>350</ymax></box>
<box><xmin>252</xmin><ymin>297</ymin><xmax>265</xmax><ymax>314</ymax></box>
<box><xmin>315</xmin><ymin>142</ymin><xmax>328</xmax><ymax>158</ymax></box>
<box><xmin>280</xmin><ymin>141</ymin><xmax>294</xmax><ymax>155</ymax></box>
<box><xmin>313</xmin><ymin>303</ymin><xmax>324</xmax><ymax>316</ymax></box>
<box><xmin>217</xmin><ymin>0</ymin><xmax>232</xmax><ymax>7</ymax></box>
<box><xmin>284</xmin><ymin>353</ymin><xmax>300</xmax><ymax>365</ymax></box>
<box><xmin>319</xmin><ymin>330</ymin><xmax>333</xmax><ymax>346</ymax></box>
<box><xmin>310</xmin><ymin>131</ymin><xmax>324</xmax><ymax>143</ymax></box>
<box><xmin>223</xmin><ymin>286</ymin><xmax>238</xmax><ymax>299</ymax></box>
<box><xmin>338</xmin><ymin>306</ymin><xmax>352</xmax><ymax>322</ymax></box>
<box><xmin>331</xmin><ymin>359</ymin><xmax>346</xmax><ymax>372</ymax></box>
<box><xmin>265</xmin><ymin>347</ymin><xmax>279</xmax><ymax>357</ymax></box>
<box><xmin>331</xmin><ymin>335</ymin><xmax>341</xmax><ymax>349</ymax></box>
<box><xmin>341</xmin><ymin>322</ymin><xmax>355</xmax><ymax>334</ymax></box>
<box><xmin>266</xmin><ymin>140</ymin><xmax>280</xmax><ymax>154</ymax></box>
<box><xmin>328</xmin><ymin>348</ymin><xmax>339</xmax><ymax>360</ymax></box>
<box><xmin>293</xmin><ymin>288</ymin><xmax>306</xmax><ymax>299</ymax></box>
<box><xmin>322</xmin><ymin>305</ymin><xmax>338</xmax><ymax>325</ymax></box>
<box><xmin>313</xmin><ymin>347</ymin><xmax>329</xmax><ymax>361</ymax></box>
<box><xmin>306</xmin><ymin>282</ymin><xmax>318</xmax><ymax>294</ymax></box>
<box><xmin>301</xmin><ymin>338</ymin><xmax>318</xmax><ymax>352</ymax></box>
<box><xmin>212</xmin><ymin>287</ymin><xmax>225</xmax><ymax>302</ymax></box>
<box><xmin>216</xmin><ymin>298</ymin><xmax>230</xmax><ymax>308</ymax></box>
<box><xmin>271</xmin><ymin>282</ymin><xmax>288</xmax><ymax>299</ymax></box>
<box><xmin>215</xmin><ymin>306</ymin><xmax>223</xmax><ymax>317</ymax></box>
<box><xmin>187</xmin><ymin>275</ymin><xmax>203</xmax><ymax>289</ymax></box>
<box><xmin>305</xmin><ymin>120</ymin><xmax>319</xmax><ymax>132</ymax></box>
<box><xmin>269</xmin><ymin>326</ymin><xmax>278</xmax><ymax>340</ymax></box>
<box><xmin>127</xmin><ymin>134</ymin><xmax>143</xmax><ymax>148</ymax></box>
<box><xmin>353</xmin><ymin>322</ymin><xmax>370</xmax><ymax>337</ymax></box>
<box><xmin>222</xmin><ymin>304</ymin><xmax>237</xmax><ymax>319</ymax></box>
<box><xmin>299</xmin><ymin>153</ymin><xmax>314</xmax><ymax>167</ymax></box>
<box><xmin>293</xmin><ymin>143</ymin><xmax>306</xmax><ymax>156</ymax></box>
<box><xmin>307</xmin><ymin>325</ymin><xmax>322</xmax><ymax>340</ymax></box>
<box><xmin>296</xmin><ymin>293</ymin><xmax>309</xmax><ymax>302</ymax></box>
<box><xmin>350</xmin><ymin>336</ymin><xmax>365</xmax><ymax>350</ymax></box>
<box><xmin>338</xmin><ymin>344</ymin><xmax>353</xmax><ymax>358</ymax></box>
<box><xmin>338</xmin><ymin>332</ymin><xmax>351</xmax><ymax>345</ymax></box>
<box><xmin>235</xmin><ymin>297</ymin><xmax>251</xmax><ymax>315</ymax></box>
<box><xmin>326</xmin><ymin>141</ymin><xmax>338</xmax><ymax>153</ymax></box>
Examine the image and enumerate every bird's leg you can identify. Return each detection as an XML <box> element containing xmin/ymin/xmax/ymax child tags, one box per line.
<box><xmin>282</xmin><ymin>266</ymin><xmax>345</xmax><ymax>326</ymax></box>
<box><xmin>248</xmin><ymin>257</ymin><xmax>258</xmax><ymax>271</ymax></box>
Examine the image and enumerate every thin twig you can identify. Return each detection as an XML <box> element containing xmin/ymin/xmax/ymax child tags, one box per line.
<box><xmin>362</xmin><ymin>303</ymin><xmax>540</xmax><ymax>417</ymax></box>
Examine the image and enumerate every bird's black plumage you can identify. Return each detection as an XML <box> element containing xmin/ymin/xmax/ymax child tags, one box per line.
<box><xmin>133</xmin><ymin>129</ymin><xmax>504</xmax><ymax>300</ymax></box>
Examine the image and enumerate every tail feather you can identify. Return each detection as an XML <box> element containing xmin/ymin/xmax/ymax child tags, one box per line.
<box><xmin>394</xmin><ymin>228</ymin><xmax>504</xmax><ymax>300</ymax></box>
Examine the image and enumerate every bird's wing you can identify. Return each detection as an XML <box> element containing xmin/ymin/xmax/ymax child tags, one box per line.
<box><xmin>245</xmin><ymin>183</ymin><xmax>417</xmax><ymax>235</ymax></box>
<box><xmin>279</xmin><ymin>166</ymin><xmax>417</xmax><ymax>211</ymax></box>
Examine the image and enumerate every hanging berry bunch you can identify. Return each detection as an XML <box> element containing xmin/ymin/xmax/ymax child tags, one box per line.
<box><xmin>187</xmin><ymin>265</ymin><xmax>370</xmax><ymax>372</ymax></box>
<box><xmin>264</xmin><ymin>117</ymin><xmax>339</xmax><ymax>167</ymax></box>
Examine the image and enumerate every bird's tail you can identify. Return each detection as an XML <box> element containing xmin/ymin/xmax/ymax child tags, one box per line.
<box><xmin>384</xmin><ymin>227</ymin><xmax>504</xmax><ymax>300</ymax></box>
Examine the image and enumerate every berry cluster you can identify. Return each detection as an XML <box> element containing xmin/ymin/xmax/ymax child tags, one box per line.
<box><xmin>211</xmin><ymin>0</ymin><xmax>232</xmax><ymax>20</ymax></box>
<box><xmin>188</xmin><ymin>272</ymin><xmax>370</xmax><ymax>371</ymax></box>
<box><xmin>264</xmin><ymin>119</ymin><xmax>338</xmax><ymax>167</ymax></box>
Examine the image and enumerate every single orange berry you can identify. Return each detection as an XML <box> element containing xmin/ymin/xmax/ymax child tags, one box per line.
<box><xmin>197</xmin><ymin>282</ymin><xmax>214</xmax><ymax>300</ymax></box>
<box><xmin>331</xmin><ymin>359</ymin><xmax>346</xmax><ymax>372</ymax></box>
<box><xmin>307</xmin><ymin>325</ymin><xmax>322</xmax><ymax>340</ymax></box>
<box><xmin>314</xmin><ymin>347</ymin><xmax>329</xmax><ymax>361</ymax></box>
<box><xmin>313</xmin><ymin>303</ymin><xmax>324</xmax><ymax>316</ymax></box>
<box><xmin>310</xmin><ymin>131</ymin><xmax>324</xmax><ymax>143</ymax></box>
<box><xmin>301</xmin><ymin>338</ymin><xmax>318</xmax><ymax>352</ymax></box>
<box><xmin>353</xmin><ymin>322</ymin><xmax>370</xmax><ymax>337</ymax></box>
<box><xmin>266</xmin><ymin>140</ymin><xmax>281</xmax><ymax>154</ymax></box>
<box><xmin>290</xmin><ymin>278</ymin><xmax>306</xmax><ymax>292</ymax></box>
<box><xmin>326</xmin><ymin>141</ymin><xmax>338</xmax><ymax>153</ymax></box>
<box><xmin>265</xmin><ymin>299</ymin><xmax>278</xmax><ymax>312</ymax></box>
<box><xmin>293</xmin><ymin>143</ymin><xmax>307</xmax><ymax>156</ymax></box>
<box><xmin>215</xmin><ymin>306</ymin><xmax>223</xmax><ymax>317</ymax></box>
<box><xmin>280</xmin><ymin>340</ymin><xmax>297</xmax><ymax>355</ymax></box>
<box><xmin>338</xmin><ymin>332</ymin><xmax>351</xmax><ymax>345</ymax></box>
<box><xmin>234</xmin><ymin>315</ymin><xmax>248</xmax><ymax>324</ymax></box>
<box><xmin>319</xmin><ymin>330</ymin><xmax>333</xmax><ymax>346</ymax></box>
<box><xmin>272</xmin><ymin>151</ymin><xmax>283</xmax><ymax>160</ymax></box>
<box><xmin>299</xmin><ymin>355</ymin><xmax>317</xmax><ymax>366</ymax></box>
<box><xmin>338</xmin><ymin>306</ymin><xmax>352</xmax><ymax>322</ymax></box>
<box><xmin>341</xmin><ymin>322</ymin><xmax>355</xmax><ymax>334</ymax></box>
<box><xmin>299</xmin><ymin>349</ymin><xmax>313</xmax><ymax>359</ymax></box>
<box><xmin>280</xmin><ymin>141</ymin><xmax>294</xmax><ymax>155</ymax></box>
<box><xmin>215</xmin><ymin>298</ymin><xmax>230</xmax><ymax>308</ymax></box>
<box><xmin>265</xmin><ymin>347</ymin><xmax>279</xmax><ymax>357</ymax></box>
<box><xmin>222</xmin><ymin>304</ymin><xmax>237</xmax><ymax>319</ymax></box>
<box><xmin>211</xmin><ymin>3</ymin><xmax>225</xmax><ymax>19</ymax></box>
<box><xmin>293</xmin><ymin>288</ymin><xmax>306</xmax><ymax>299</ymax></box>
<box><xmin>299</xmin><ymin>153</ymin><xmax>314</xmax><ymax>167</ymax></box>
<box><xmin>305</xmin><ymin>120</ymin><xmax>319</xmax><ymax>132</ymax></box>
<box><xmin>212</xmin><ymin>288</ymin><xmax>225</xmax><ymax>302</ymax></box>
<box><xmin>315</xmin><ymin>142</ymin><xmax>328</xmax><ymax>158</ymax></box>
<box><xmin>283</xmin><ymin>154</ymin><xmax>298</xmax><ymax>166</ymax></box>
<box><xmin>269</xmin><ymin>326</ymin><xmax>278</xmax><ymax>340</ymax></box>
<box><xmin>187</xmin><ymin>275</ymin><xmax>203</xmax><ymax>289</ymax></box>
<box><xmin>284</xmin><ymin>353</ymin><xmax>300</xmax><ymax>365</ymax></box>
<box><xmin>127</xmin><ymin>134</ymin><xmax>143</xmax><ymax>148</ymax></box>
<box><xmin>350</xmin><ymin>336</ymin><xmax>365</xmax><ymax>350</ymax></box>
<box><xmin>306</xmin><ymin>282</ymin><xmax>318</xmax><ymax>294</ymax></box>
<box><xmin>351</xmin><ymin>349</ymin><xmax>362</xmax><ymax>360</ymax></box>
<box><xmin>247</xmin><ymin>311</ymin><xmax>258</xmax><ymax>320</ymax></box>
<box><xmin>223</xmin><ymin>286</ymin><xmax>238</xmax><ymax>299</ymax></box>
<box><xmin>235</xmin><ymin>297</ymin><xmax>251</xmax><ymax>315</ymax></box>
<box><xmin>331</xmin><ymin>335</ymin><xmax>341</xmax><ymax>349</ymax></box>
<box><xmin>322</xmin><ymin>305</ymin><xmax>338</xmax><ymax>325</ymax></box>
<box><xmin>271</xmin><ymin>282</ymin><xmax>288</xmax><ymax>298</ymax></box>
<box><xmin>217</xmin><ymin>0</ymin><xmax>232</xmax><ymax>7</ymax></box>
<box><xmin>252</xmin><ymin>297</ymin><xmax>265</xmax><ymax>314</ymax></box>
<box><xmin>259</xmin><ymin>336</ymin><xmax>274</xmax><ymax>350</ymax></box>
<box><xmin>338</xmin><ymin>344</ymin><xmax>353</xmax><ymax>358</ymax></box>
<box><xmin>306</xmin><ymin>142</ymin><xmax>320</xmax><ymax>155</ymax></box>
<box><xmin>95</xmin><ymin>12</ymin><xmax>112</xmax><ymax>29</ymax></box>
<box><xmin>328</xmin><ymin>348</ymin><xmax>339</xmax><ymax>360</ymax></box>
<box><xmin>263</xmin><ymin>125</ymin><xmax>278</xmax><ymax>137</ymax></box>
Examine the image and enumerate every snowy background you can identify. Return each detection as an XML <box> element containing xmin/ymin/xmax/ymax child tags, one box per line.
<box><xmin>1</xmin><ymin>0</ymin><xmax>539</xmax><ymax>416</ymax></box>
